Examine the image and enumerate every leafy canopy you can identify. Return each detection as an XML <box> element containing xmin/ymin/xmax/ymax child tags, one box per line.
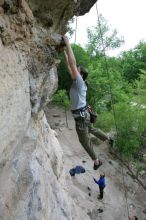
<box><xmin>86</xmin><ymin>14</ymin><xmax>125</xmax><ymax>57</ymax></box>
<box><xmin>121</xmin><ymin>41</ymin><xmax>146</xmax><ymax>82</ymax></box>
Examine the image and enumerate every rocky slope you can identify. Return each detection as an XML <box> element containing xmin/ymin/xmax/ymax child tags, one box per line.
<box><xmin>46</xmin><ymin>104</ymin><xmax>146</xmax><ymax>220</ymax></box>
<box><xmin>0</xmin><ymin>0</ymin><xmax>97</xmax><ymax>219</ymax></box>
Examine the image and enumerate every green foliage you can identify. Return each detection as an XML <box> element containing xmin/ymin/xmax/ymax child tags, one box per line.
<box><xmin>57</xmin><ymin>53</ymin><xmax>72</xmax><ymax>91</ymax></box>
<box><xmin>71</xmin><ymin>44</ymin><xmax>90</xmax><ymax>67</ymax></box>
<box><xmin>52</xmin><ymin>90</ymin><xmax>70</xmax><ymax>108</ymax></box>
<box><xmin>114</xmin><ymin>102</ymin><xmax>146</xmax><ymax>157</ymax></box>
<box><xmin>87</xmin><ymin>56</ymin><xmax>131</xmax><ymax>113</ymax></box>
<box><xmin>121</xmin><ymin>41</ymin><xmax>146</xmax><ymax>82</ymax></box>
<box><xmin>134</xmin><ymin>70</ymin><xmax>146</xmax><ymax>105</ymax></box>
<box><xmin>95</xmin><ymin>111</ymin><xmax>115</xmax><ymax>132</ymax></box>
<box><xmin>86</xmin><ymin>14</ymin><xmax>124</xmax><ymax>56</ymax></box>
<box><xmin>92</xmin><ymin>66</ymin><xmax>146</xmax><ymax>157</ymax></box>
<box><xmin>95</xmin><ymin>101</ymin><xmax>146</xmax><ymax>158</ymax></box>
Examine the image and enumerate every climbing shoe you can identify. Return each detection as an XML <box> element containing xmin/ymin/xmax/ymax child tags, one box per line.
<box><xmin>97</xmin><ymin>195</ymin><xmax>103</xmax><ymax>200</ymax></box>
<box><xmin>93</xmin><ymin>160</ymin><xmax>102</xmax><ymax>170</ymax></box>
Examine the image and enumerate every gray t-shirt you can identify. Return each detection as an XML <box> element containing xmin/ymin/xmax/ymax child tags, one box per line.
<box><xmin>70</xmin><ymin>74</ymin><xmax>87</xmax><ymax>110</ymax></box>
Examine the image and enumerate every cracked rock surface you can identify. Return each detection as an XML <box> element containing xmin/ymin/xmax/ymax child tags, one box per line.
<box><xmin>0</xmin><ymin>0</ymin><xmax>97</xmax><ymax>219</ymax></box>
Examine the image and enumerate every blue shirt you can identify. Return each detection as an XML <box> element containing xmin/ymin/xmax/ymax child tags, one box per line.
<box><xmin>93</xmin><ymin>177</ymin><xmax>106</xmax><ymax>188</ymax></box>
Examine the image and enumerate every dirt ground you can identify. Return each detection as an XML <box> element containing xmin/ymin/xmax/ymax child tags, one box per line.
<box><xmin>45</xmin><ymin>104</ymin><xmax>146</xmax><ymax>220</ymax></box>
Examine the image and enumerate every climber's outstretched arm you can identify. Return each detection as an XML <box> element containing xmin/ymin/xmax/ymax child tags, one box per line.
<box><xmin>64</xmin><ymin>51</ymin><xmax>72</xmax><ymax>75</ymax></box>
<box><xmin>63</xmin><ymin>36</ymin><xmax>79</xmax><ymax>80</ymax></box>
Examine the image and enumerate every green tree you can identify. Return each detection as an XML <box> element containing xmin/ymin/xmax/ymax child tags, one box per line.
<box><xmin>87</xmin><ymin>56</ymin><xmax>131</xmax><ymax>113</ymax></box>
<box><xmin>52</xmin><ymin>90</ymin><xmax>70</xmax><ymax>127</ymax></box>
<box><xmin>57</xmin><ymin>53</ymin><xmax>72</xmax><ymax>92</ymax></box>
<box><xmin>121</xmin><ymin>41</ymin><xmax>146</xmax><ymax>82</ymax></box>
<box><xmin>52</xmin><ymin>90</ymin><xmax>70</xmax><ymax>108</ymax></box>
<box><xmin>86</xmin><ymin>14</ymin><xmax>124</xmax><ymax>57</ymax></box>
<box><xmin>114</xmin><ymin>102</ymin><xmax>146</xmax><ymax>157</ymax></box>
<box><xmin>72</xmin><ymin>44</ymin><xmax>90</xmax><ymax>67</ymax></box>
<box><xmin>133</xmin><ymin>70</ymin><xmax>146</xmax><ymax>106</ymax></box>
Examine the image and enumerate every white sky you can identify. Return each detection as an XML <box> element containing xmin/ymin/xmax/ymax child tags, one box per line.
<box><xmin>70</xmin><ymin>0</ymin><xmax>146</xmax><ymax>56</ymax></box>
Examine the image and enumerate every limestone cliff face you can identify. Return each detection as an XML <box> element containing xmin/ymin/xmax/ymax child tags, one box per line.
<box><xmin>0</xmin><ymin>0</ymin><xmax>97</xmax><ymax>219</ymax></box>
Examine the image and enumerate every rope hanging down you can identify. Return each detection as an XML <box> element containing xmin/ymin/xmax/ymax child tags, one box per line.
<box><xmin>95</xmin><ymin>3</ymin><xmax>118</xmax><ymax>134</ymax></box>
<box><xmin>75</xmin><ymin>16</ymin><xmax>78</xmax><ymax>43</ymax></box>
<box><xmin>95</xmin><ymin>2</ymin><xmax>130</xmax><ymax>219</ymax></box>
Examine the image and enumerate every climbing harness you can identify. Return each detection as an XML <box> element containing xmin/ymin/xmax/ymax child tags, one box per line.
<box><xmin>87</xmin><ymin>105</ymin><xmax>97</xmax><ymax>124</ymax></box>
<box><xmin>71</xmin><ymin>105</ymin><xmax>87</xmax><ymax>129</ymax></box>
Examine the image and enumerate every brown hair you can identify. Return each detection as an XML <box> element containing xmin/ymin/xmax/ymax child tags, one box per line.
<box><xmin>100</xmin><ymin>172</ymin><xmax>105</xmax><ymax>177</ymax></box>
<box><xmin>79</xmin><ymin>66</ymin><xmax>88</xmax><ymax>80</ymax></box>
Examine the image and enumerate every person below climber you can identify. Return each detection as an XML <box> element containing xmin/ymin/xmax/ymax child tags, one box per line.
<box><xmin>93</xmin><ymin>172</ymin><xmax>106</xmax><ymax>199</ymax></box>
<box><xmin>63</xmin><ymin>35</ymin><xmax>113</xmax><ymax>170</ymax></box>
<box><xmin>129</xmin><ymin>216</ymin><xmax>138</xmax><ymax>220</ymax></box>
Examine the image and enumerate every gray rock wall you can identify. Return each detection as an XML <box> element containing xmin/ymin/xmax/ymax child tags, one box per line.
<box><xmin>0</xmin><ymin>40</ymin><xmax>31</xmax><ymax>156</ymax></box>
<box><xmin>0</xmin><ymin>114</ymin><xmax>82</xmax><ymax>220</ymax></box>
<box><xmin>0</xmin><ymin>0</ymin><xmax>97</xmax><ymax>219</ymax></box>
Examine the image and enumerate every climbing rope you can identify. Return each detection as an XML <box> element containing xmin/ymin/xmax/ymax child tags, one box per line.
<box><xmin>95</xmin><ymin>2</ymin><xmax>130</xmax><ymax>219</ymax></box>
<box><xmin>95</xmin><ymin>2</ymin><xmax>119</xmax><ymax>134</ymax></box>
<box><xmin>75</xmin><ymin>16</ymin><xmax>78</xmax><ymax>43</ymax></box>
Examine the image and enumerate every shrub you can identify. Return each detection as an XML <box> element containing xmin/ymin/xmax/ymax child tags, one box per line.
<box><xmin>52</xmin><ymin>90</ymin><xmax>70</xmax><ymax>109</ymax></box>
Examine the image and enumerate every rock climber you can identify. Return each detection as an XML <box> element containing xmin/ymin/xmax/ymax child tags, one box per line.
<box><xmin>63</xmin><ymin>35</ymin><xmax>113</xmax><ymax>170</ymax></box>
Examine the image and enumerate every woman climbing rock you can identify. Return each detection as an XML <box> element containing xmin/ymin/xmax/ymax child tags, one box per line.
<box><xmin>63</xmin><ymin>36</ymin><xmax>113</xmax><ymax>170</ymax></box>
